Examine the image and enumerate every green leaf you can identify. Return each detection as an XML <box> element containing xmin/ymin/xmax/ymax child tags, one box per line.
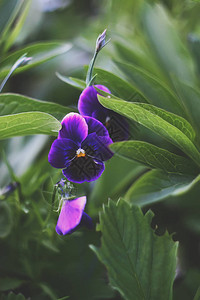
<box><xmin>0</xmin><ymin>42</ymin><xmax>71</xmax><ymax>78</ymax></box>
<box><xmin>188</xmin><ymin>35</ymin><xmax>200</xmax><ymax>75</ymax></box>
<box><xmin>0</xmin><ymin>0</ymin><xmax>23</xmax><ymax>39</ymax></box>
<box><xmin>0</xmin><ymin>277</ymin><xmax>25</xmax><ymax>292</ymax></box>
<box><xmin>91</xmin><ymin>199</ymin><xmax>178</xmax><ymax>300</ymax></box>
<box><xmin>1</xmin><ymin>292</ymin><xmax>26</xmax><ymax>300</ymax></box>
<box><xmin>173</xmin><ymin>79</ymin><xmax>200</xmax><ymax>139</ymax></box>
<box><xmin>110</xmin><ymin>141</ymin><xmax>197</xmax><ymax>175</ymax></box>
<box><xmin>125</xmin><ymin>170</ymin><xmax>200</xmax><ymax>206</ymax></box>
<box><xmin>142</xmin><ymin>4</ymin><xmax>195</xmax><ymax>84</ymax></box>
<box><xmin>88</xmin><ymin>155</ymin><xmax>145</xmax><ymax>215</ymax></box>
<box><xmin>193</xmin><ymin>286</ymin><xmax>200</xmax><ymax>300</ymax></box>
<box><xmin>56</xmin><ymin>73</ymin><xmax>86</xmax><ymax>90</ymax></box>
<box><xmin>114</xmin><ymin>41</ymin><xmax>161</xmax><ymax>77</ymax></box>
<box><xmin>0</xmin><ymin>201</ymin><xmax>12</xmax><ymax>238</ymax></box>
<box><xmin>1</xmin><ymin>0</ymin><xmax>31</xmax><ymax>53</ymax></box>
<box><xmin>94</xmin><ymin>67</ymin><xmax>148</xmax><ymax>102</ymax></box>
<box><xmin>0</xmin><ymin>93</ymin><xmax>74</xmax><ymax>120</ymax></box>
<box><xmin>0</xmin><ymin>112</ymin><xmax>61</xmax><ymax>139</ymax></box>
<box><xmin>98</xmin><ymin>96</ymin><xmax>200</xmax><ymax>167</ymax></box>
<box><xmin>115</xmin><ymin>61</ymin><xmax>186</xmax><ymax>116</ymax></box>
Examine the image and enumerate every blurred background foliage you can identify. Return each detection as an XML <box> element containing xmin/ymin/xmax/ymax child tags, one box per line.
<box><xmin>0</xmin><ymin>0</ymin><xmax>200</xmax><ymax>299</ymax></box>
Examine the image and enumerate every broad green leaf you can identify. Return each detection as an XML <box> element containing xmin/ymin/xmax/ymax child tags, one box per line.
<box><xmin>0</xmin><ymin>277</ymin><xmax>25</xmax><ymax>292</ymax></box>
<box><xmin>99</xmin><ymin>96</ymin><xmax>200</xmax><ymax>167</ymax></box>
<box><xmin>173</xmin><ymin>79</ymin><xmax>200</xmax><ymax>139</ymax></box>
<box><xmin>142</xmin><ymin>4</ymin><xmax>195</xmax><ymax>84</ymax></box>
<box><xmin>0</xmin><ymin>201</ymin><xmax>12</xmax><ymax>238</ymax></box>
<box><xmin>56</xmin><ymin>73</ymin><xmax>86</xmax><ymax>90</ymax></box>
<box><xmin>94</xmin><ymin>67</ymin><xmax>148</xmax><ymax>102</ymax></box>
<box><xmin>125</xmin><ymin>170</ymin><xmax>200</xmax><ymax>206</ymax></box>
<box><xmin>115</xmin><ymin>61</ymin><xmax>186</xmax><ymax>116</ymax></box>
<box><xmin>0</xmin><ymin>42</ymin><xmax>71</xmax><ymax>78</ymax></box>
<box><xmin>0</xmin><ymin>112</ymin><xmax>61</xmax><ymax>139</ymax></box>
<box><xmin>0</xmin><ymin>93</ymin><xmax>74</xmax><ymax>120</ymax></box>
<box><xmin>110</xmin><ymin>141</ymin><xmax>197</xmax><ymax>175</ymax></box>
<box><xmin>136</xmin><ymin>103</ymin><xmax>195</xmax><ymax>142</ymax></box>
<box><xmin>91</xmin><ymin>199</ymin><xmax>178</xmax><ymax>300</ymax></box>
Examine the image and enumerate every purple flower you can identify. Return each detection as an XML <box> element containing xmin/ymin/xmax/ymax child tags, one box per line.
<box><xmin>48</xmin><ymin>113</ymin><xmax>113</xmax><ymax>183</ymax></box>
<box><xmin>56</xmin><ymin>196</ymin><xmax>93</xmax><ymax>235</ymax></box>
<box><xmin>78</xmin><ymin>85</ymin><xmax>129</xmax><ymax>142</ymax></box>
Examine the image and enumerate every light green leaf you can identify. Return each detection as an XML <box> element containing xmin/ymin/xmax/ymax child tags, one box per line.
<box><xmin>56</xmin><ymin>72</ymin><xmax>86</xmax><ymax>90</ymax></box>
<box><xmin>110</xmin><ymin>141</ymin><xmax>197</xmax><ymax>175</ymax></box>
<box><xmin>173</xmin><ymin>79</ymin><xmax>200</xmax><ymax>139</ymax></box>
<box><xmin>136</xmin><ymin>103</ymin><xmax>195</xmax><ymax>142</ymax></box>
<box><xmin>0</xmin><ymin>112</ymin><xmax>61</xmax><ymax>139</ymax></box>
<box><xmin>142</xmin><ymin>4</ymin><xmax>195</xmax><ymax>84</ymax></box>
<box><xmin>1</xmin><ymin>0</ymin><xmax>31</xmax><ymax>53</ymax></box>
<box><xmin>125</xmin><ymin>170</ymin><xmax>200</xmax><ymax>206</ymax></box>
<box><xmin>94</xmin><ymin>67</ymin><xmax>148</xmax><ymax>102</ymax></box>
<box><xmin>0</xmin><ymin>42</ymin><xmax>71</xmax><ymax>78</ymax></box>
<box><xmin>99</xmin><ymin>96</ymin><xmax>200</xmax><ymax>167</ymax></box>
<box><xmin>114</xmin><ymin>41</ymin><xmax>161</xmax><ymax>77</ymax></box>
<box><xmin>0</xmin><ymin>93</ymin><xmax>74</xmax><ymax>120</ymax></box>
<box><xmin>91</xmin><ymin>199</ymin><xmax>178</xmax><ymax>300</ymax></box>
<box><xmin>0</xmin><ymin>201</ymin><xmax>12</xmax><ymax>238</ymax></box>
<box><xmin>0</xmin><ymin>0</ymin><xmax>23</xmax><ymax>40</ymax></box>
<box><xmin>115</xmin><ymin>61</ymin><xmax>186</xmax><ymax>116</ymax></box>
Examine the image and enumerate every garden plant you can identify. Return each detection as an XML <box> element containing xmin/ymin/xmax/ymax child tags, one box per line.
<box><xmin>0</xmin><ymin>0</ymin><xmax>200</xmax><ymax>299</ymax></box>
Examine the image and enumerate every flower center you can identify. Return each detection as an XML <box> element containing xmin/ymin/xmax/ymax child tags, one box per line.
<box><xmin>105</xmin><ymin>116</ymin><xmax>111</xmax><ymax>127</ymax></box>
<box><xmin>76</xmin><ymin>148</ymin><xmax>86</xmax><ymax>158</ymax></box>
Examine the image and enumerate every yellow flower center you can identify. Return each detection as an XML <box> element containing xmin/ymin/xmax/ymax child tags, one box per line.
<box><xmin>76</xmin><ymin>148</ymin><xmax>86</xmax><ymax>158</ymax></box>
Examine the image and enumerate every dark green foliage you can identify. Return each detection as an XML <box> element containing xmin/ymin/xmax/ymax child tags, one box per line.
<box><xmin>1</xmin><ymin>0</ymin><xmax>200</xmax><ymax>299</ymax></box>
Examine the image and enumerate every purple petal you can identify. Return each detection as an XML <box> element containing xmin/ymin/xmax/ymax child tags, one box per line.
<box><xmin>78</xmin><ymin>85</ymin><xmax>111</xmax><ymax>122</ymax></box>
<box><xmin>58</xmin><ymin>113</ymin><xmax>88</xmax><ymax>144</ymax></box>
<box><xmin>84</xmin><ymin>116</ymin><xmax>112</xmax><ymax>143</ymax></box>
<box><xmin>106</xmin><ymin>112</ymin><xmax>130</xmax><ymax>142</ymax></box>
<box><xmin>56</xmin><ymin>196</ymin><xmax>87</xmax><ymax>235</ymax></box>
<box><xmin>80</xmin><ymin>212</ymin><xmax>93</xmax><ymax>229</ymax></box>
<box><xmin>48</xmin><ymin>138</ymin><xmax>77</xmax><ymax>168</ymax></box>
<box><xmin>62</xmin><ymin>157</ymin><xmax>105</xmax><ymax>183</ymax></box>
<box><xmin>82</xmin><ymin>133</ymin><xmax>113</xmax><ymax>161</ymax></box>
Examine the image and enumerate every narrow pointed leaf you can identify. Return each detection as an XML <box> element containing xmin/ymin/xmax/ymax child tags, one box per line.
<box><xmin>115</xmin><ymin>61</ymin><xmax>186</xmax><ymax>116</ymax></box>
<box><xmin>142</xmin><ymin>4</ymin><xmax>195</xmax><ymax>84</ymax></box>
<box><xmin>173</xmin><ymin>79</ymin><xmax>200</xmax><ymax>138</ymax></box>
<box><xmin>91</xmin><ymin>199</ymin><xmax>178</xmax><ymax>300</ymax></box>
<box><xmin>114</xmin><ymin>41</ymin><xmax>161</xmax><ymax>77</ymax></box>
<box><xmin>94</xmin><ymin>67</ymin><xmax>148</xmax><ymax>102</ymax></box>
<box><xmin>110</xmin><ymin>141</ymin><xmax>197</xmax><ymax>175</ymax></box>
<box><xmin>125</xmin><ymin>170</ymin><xmax>200</xmax><ymax>206</ymax></box>
<box><xmin>99</xmin><ymin>96</ymin><xmax>200</xmax><ymax>167</ymax></box>
<box><xmin>0</xmin><ymin>112</ymin><xmax>61</xmax><ymax>139</ymax></box>
<box><xmin>0</xmin><ymin>42</ymin><xmax>71</xmax><ymax>78</ymax></box>
<box><xmin>0</xmin><ymin>93</ymin><xmax>74</xmax><ymax>120</ymax></box>
<box><xmin>56</xmin><ymin>73</ymin><xmax>86</xmax><ymax>90</ymax></box>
